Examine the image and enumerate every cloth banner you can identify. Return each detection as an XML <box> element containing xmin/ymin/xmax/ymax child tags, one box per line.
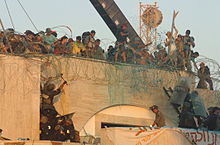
<box><xmin>105</xmin><ymin>127</ymin><xmax>220</xmax><ymax>145</ymax></box>
<box><xmin>181</xmin><ymin>128</ymin><xmax>220</xmax><ymax>145</ymax></box>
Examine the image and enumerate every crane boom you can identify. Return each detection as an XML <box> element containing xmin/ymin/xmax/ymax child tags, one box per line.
<box><xmin>90</xmin><ymin>0</ymin><xmax>144</xmax><ymax>45</ymax></box>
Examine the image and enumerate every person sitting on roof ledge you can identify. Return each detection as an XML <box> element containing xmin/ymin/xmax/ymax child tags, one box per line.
<box><xmin>54</xmin><ymin>36</ymin><xmax>68</xmax><ymax>55</ymax></box>
<box><xmin>84</xmin><ymin>30</ymin><xmax>96</xmax><ymax>58</ymax></box>
<box><xmin>72</xmin><ymin>36</ymin><xmax>86</xmax><ymax>56</ymax></box>
<box><xmin>43</xmin><ymin>28</ymin><xmax>58</xmax><ymax>53</ymax></box>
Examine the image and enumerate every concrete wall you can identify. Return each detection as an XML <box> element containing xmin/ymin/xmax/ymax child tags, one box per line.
<box><xmin>1</xmin><ymin>55</ymin><xmax>219</xmax><ymax>140</ymax></box>
<box><xmin>0</xmin><ymin>55</ymin><xmax>41</xmax><ymax>140</ymax></box>
<box><xmin>47</xmin><ymin>56</ymin><xmax>219</xmax><ymax>132</ymax></box>
<box><xmin>45</xmin><ymin>56</ymin><xmax>194</xmax><ymax>130</ymax></box>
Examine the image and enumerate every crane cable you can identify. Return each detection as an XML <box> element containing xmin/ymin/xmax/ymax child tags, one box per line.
<box><xmin>4</xmin><ymin>0</ymin><xmax>15</xmax><ymax>30</ymax></box>
<box><xmin>16</xmin><ymin>0</ymin><xmax>39</xmax><ymax>32</ymax></box>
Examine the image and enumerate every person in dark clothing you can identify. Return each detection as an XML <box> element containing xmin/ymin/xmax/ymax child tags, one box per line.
<box><xmin>107</xmin><ymin>45</ymin><xmax>116</xmax><ymax>62</ymax></box>
<box><xmin>178</xmin><ymin>102</ymin><xmax>197</xmax><ymax>129</ymax></box>
<box><xmin>203</xmin><ymin>107</ymin><xmax>220</xmax><ymax>131</ymax></box>
<box><xmin>197</xmin><ymin>62</ymin><xmax>213</xmax><ymax>90</ymax></box>
<box><xmin>41</xmin><ymin>79</ymin><xmax>67</xmax><ymax>105</ymax></box>
<box><xmin>40</xmin><ymin>115</ymin><xmax>52</xmax><ymax>140</ymax></box>
<box><xmin>40</xmin><ymin>79</ymin><xmax>67</xmax><ymax>121</ymax></box>
<box><xmin>190</xmin><ymin>91</ymin><xmax>208</xmax><ymax>126</ymax></box>
<box><xmin>62</xmin><ymin>119</ymin><xmax>76</xmax><ymax>142</ymax></box>
<box><xmin>54</xmin><ymin>36</ymin><xmax>68</xmax><ymax>55</ymax></box>
<box><xmin>51</xmin><ymin>113</ymin><xmax>78</xmax><ymax>142</ymax></box>
<box><xmin>178</xmin><ymin>92</ymin><xmax>198</xmax><ymax>129</ymax></box>
<box><xmin>182</xmin><ymin>91</ymin><xmax>208</xmax><ymax>128</ymax></box>
<box><xmin>149</xmin><ymin>105</ymin><xmax>166</xmax><ymax>127</ymax></box>
<box><xmin>40</xmin><ymin>78</ymin><xmax>68</xmax><ymax>141</ymax></box>
<box><xmin>115</xmin><ymin>24</ymin><xmax>129</xmax><ymax>62</ymax></box>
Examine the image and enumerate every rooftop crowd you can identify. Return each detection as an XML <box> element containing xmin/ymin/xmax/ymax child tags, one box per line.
<box><xmin>0</xmin><ymin>26</ymin><xmax>204</xmax><ymax>70</ymax></box>
<box><xmin>0</xmin><ymin>24</ymin><xmax>214</xmax><ymax>91</ymax></box>
<box><xmin>0</xmin><ymin>25</ymin><xmax>198</xmax><ymax>68</ymax></box>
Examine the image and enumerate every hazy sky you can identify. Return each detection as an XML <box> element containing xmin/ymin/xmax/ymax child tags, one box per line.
<box><xmin>0</xmin><ymin>0</ymin><xmax>219</xmax><ymax>63</ymax></box>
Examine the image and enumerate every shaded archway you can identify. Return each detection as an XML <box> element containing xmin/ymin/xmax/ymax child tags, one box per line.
<box><xmin>79</xmin><ymin>104</ymin><xmax>155</xmax><ymax>136</ymax></box>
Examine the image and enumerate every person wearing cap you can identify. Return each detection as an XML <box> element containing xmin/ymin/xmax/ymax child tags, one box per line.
<box><xmin>197</xmin><ymin>62</ymin><xmax>213</xmax><ymax>90</ymax></box>
<box><xmin>149</xmin><ymin>105</ymin><xmax>166</xmax><ymax>127</ymax></box>
<box><xmin>42</xmin><ymin>28</ymin><xmax>58</xmax><ymax>53</ymax></box>
<box><xmin>44</xmin><ymin>28</ymin><xmax>58</xmax><ymax>44</ymax></box>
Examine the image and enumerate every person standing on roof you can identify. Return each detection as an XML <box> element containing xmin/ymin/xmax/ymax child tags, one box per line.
<box><xmin>190</xmin><ymin>91</ymin><xmax>208</xmax><ymax>126</ymax></box>
<box><xmin>178</xmin><ymin>102</ymin><xmax>197</xmax><ymax>129</ymax></box>
<box><xmin>165</xmin><ymin>26</ymin><xmax>178</xmax><ymax>56</ymax></box>
<box><xmin>93</xmin><ymin>39</ymin><xmax>104</xmax><ymax>60</ymax></box>
<box><xmin>164</xmin><ymin>26</ymin><xmax>178</xmax><ymax>66</ymax></box>
<box><xmin>185</xmin><ymin>51</ymin><xmax>199</xmax><ymax>71</ymax></box>
<box><xmin>149</xmin><ymin>105</ymin><xmax>166</xmax><ymax>127</ymax></box>
<box><xmin>115</xmin><ymin>24</ymin><xmax>129</xmax><ymax>62</ymax></box>
<box><xmin>183</xmin><ymin>30</ymin><xmax>195</xmax><ymax>61</ymax></box>
<box><xmin>84</xmin><ymin>30</ymin><xmax>96</xmax><ymax>57</ymax></box>
<box><xmin>169</xmin><ymin>77</ymin><xmax>191</xmax><ymax>114</ymax></box>
<box><xmin>197</xmin><ymin>62</ymin><xmax>213</xmax><ymax>90</ymax></box>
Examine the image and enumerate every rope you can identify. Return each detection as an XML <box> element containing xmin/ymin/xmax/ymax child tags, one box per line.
<box><xmin>4</xmin><ymin>0</ymin><xmax>15</xmax><ymax>30</ymax></box>
<box><xmin>16</xmin><ymin>0</ymin><xmax>39</xmax><ymax>32</ymax></box>
<box><xmin>51</xmin><ymin>25</ymin><xmax>73</xmax><ymax>38</ymax></box>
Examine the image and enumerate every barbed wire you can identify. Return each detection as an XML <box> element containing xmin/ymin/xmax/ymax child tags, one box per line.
<box><xmin>1</xmin><ymin>53</ymin><xmax>220</xmax><ymax>93</ymax></box>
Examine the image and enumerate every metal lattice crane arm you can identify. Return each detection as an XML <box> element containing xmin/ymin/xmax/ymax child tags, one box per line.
<box><xmin>90</xmin><ymin>0</ymin><xmax>145</xmax><ymax>45</ymax></box>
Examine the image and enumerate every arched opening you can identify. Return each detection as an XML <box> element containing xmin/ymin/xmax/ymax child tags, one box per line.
<box><xmin>80</xmin><ymin>105</ymin><xmax>155</xmax><ymax>137</ymax></box>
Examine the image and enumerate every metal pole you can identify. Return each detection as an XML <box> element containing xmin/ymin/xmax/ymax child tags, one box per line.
<box><xmin>168</xmin><ymin>10</ymin><xmax>178</xmax><ymax>55</ymax></box>
<box><xmin>139</xmin><ymin>2</ymin><xmax>142</xmax><ymax>37</ymax></box>
<box><xmin>0</xmin><ymin>19</ymin><xmax>6</xmax><ymax>31</ymax></box>
<box><xmin>0</xmin><ymin>18</ymin><xmax>13</xmax><ymax>53</ymax></box>
<box><xmin>4</xmin><ymin>0</ymin><xmax>15</xmax><ymax>30</ymax></box>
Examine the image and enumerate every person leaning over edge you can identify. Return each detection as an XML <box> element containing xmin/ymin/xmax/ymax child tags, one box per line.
<box><xmin>149</xmin><ymin>105</ymin><xmax>166</xmax><ymax>127</ymax></box>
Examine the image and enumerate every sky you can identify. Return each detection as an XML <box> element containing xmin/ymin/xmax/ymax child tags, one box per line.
<box><xmin>0</xmin><ymin>0</ymin><xmax>219</xmax><ymax>63</ymax></box>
